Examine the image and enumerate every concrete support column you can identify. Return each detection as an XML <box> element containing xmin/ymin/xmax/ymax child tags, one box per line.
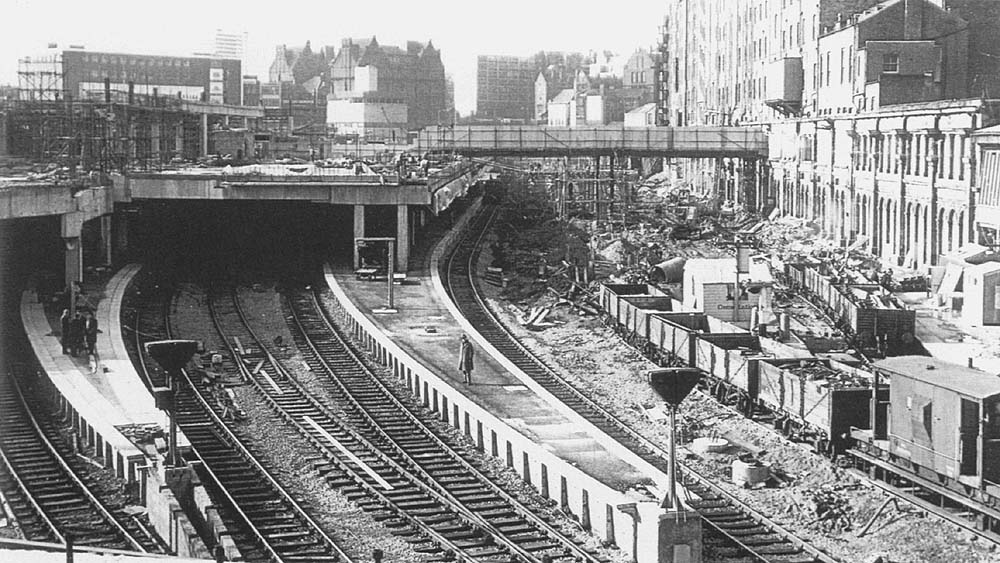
<box><xmin>115</xmin><ymin>210</ymin><xmax>129</xmax><ymax>260</ymax></box>
<box><xmin>200</xmin><ymin>114</ymin><xmax>209</xmax><ymax>157</ymax></box>
<box><xmin>397</xmin><ymin>204</ymin><xmax>410</xmax><ymax>272</ymax></box>
<box><xmin>353</xmin><ymin>205</ymin><xmax>365</xmax><ymax>269</ymax></box>
<box><xmin>101</xmin><ymin>214</ymin><xmax>113</xmax><ymax>266</ymax></box>
<box><xmin>150</xmin><ymin>121</ymin><xmax>161</xmax><ymax>165</ymax></box>
<box><xmin>62</xmin><ymin>212</ymin><xmax>84</xmax><ymax>315</ymax></box>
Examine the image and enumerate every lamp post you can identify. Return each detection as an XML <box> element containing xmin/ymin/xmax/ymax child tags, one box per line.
<box><xmin>145</xmin><ymin>340</ymin><xmax>199</xmax><ymax>467</ymax></box>
<box><xmin>648</xmin><ymin>367</ymin><xmax>701</xmax><ymax>510</ymax></box>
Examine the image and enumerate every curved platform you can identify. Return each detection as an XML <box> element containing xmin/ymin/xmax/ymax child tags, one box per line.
<box><xmin>20</xmin><ymin>264</ymin><xmax>155</xmax><ymax>480</ymax></box>
<box><xmin>19</xmin><ymin>265</ymin><xmax>211</xmax><ymax>559</ymax></box>
<box><xmin>325</xmin><ymin>199</ymin><xmax>700</xmax><ymax>563</ymax></box>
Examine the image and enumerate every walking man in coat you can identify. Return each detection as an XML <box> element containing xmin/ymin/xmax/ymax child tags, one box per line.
<box><xmin>458</xmin><ymin>334</ymin><xmax>475</xmax><ymax>385</ymax></box>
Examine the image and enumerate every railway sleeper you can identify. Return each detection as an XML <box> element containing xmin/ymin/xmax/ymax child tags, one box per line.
<box><xmin>254</xmin><ymin>522</ymin><xmax>307</xmax><ymax>532</ymax></box>
<box><xmin>494</xmin><ymin>522</ymin><xmax>535</xmax><ymax>535</ymax></box>
<box><xmin>751</xmin><ymin>543</ymin><xmax>806</xmax><ymax>556</ymax></box>
<box><xmin>454</xmin><ymin>493</ymin><xmax>502</xmax><ymax>505</ymax></box>
<box><xmin>516</xmin><ymin>538</ymin><xmax>559</xmax><ymax>552</ymax></box>
<box><xmin>394</xmin><ymin>499</ymin><xmax>441</xmax><ymax>510</ymax></box>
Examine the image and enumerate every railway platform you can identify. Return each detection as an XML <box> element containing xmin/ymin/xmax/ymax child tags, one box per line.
<box><xmin>326</xmin><ymin>200</ymin><xmax>702</xmax><ymax>563</ymax></box>
<box><xmin>20</xmin><ymin>264</ymin><xmax>159</xmax><ymax>477</ymax></box>
<box><xmin>19</xmin><ymin>264</ymin><xmax>212</xmax><ymax>559</ymax></box>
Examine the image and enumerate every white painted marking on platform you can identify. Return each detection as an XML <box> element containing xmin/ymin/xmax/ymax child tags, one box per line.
<box><xmin>303</xmin><ymin>416</ymin><xmax>393</xmax><ymax>490</ymax></box>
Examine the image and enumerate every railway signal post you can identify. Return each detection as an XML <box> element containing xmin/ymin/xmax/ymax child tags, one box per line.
<box><xmin>145</xmin><ymin>339</ymin><xmax>200</xmax><ymax>466</ymax></box>
<box><xmin>648</xmin><ymin>367</ymin><xmax>702</xmax><ymax>509</ymax></box>
<box><xmin>356</xmin><ymin>237</ymin><xmax>399</xmax><ymax>313</ymax></box>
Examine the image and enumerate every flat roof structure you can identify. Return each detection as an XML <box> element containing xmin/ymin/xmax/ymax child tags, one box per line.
<box><xmin>875</xmin><ymin>356</ymin><xmax>1000</xmax><ymax>399</ymax></box>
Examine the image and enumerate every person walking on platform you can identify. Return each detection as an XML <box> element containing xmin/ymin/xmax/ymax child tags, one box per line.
<box><xmin>83</xmin><ymin>311</ymin><xmax>99</xmax><ymax>355</ymax></box>
<box><xmin>458</xmin><ymin>334</ymin><xmax>475</xmax><ymax>384</ymax></box>
<box><xmin>69</xmin><ymin>311</ymin><xmax>84</xmax><ymax>357</ymax></box>
<box><xmin>60</xmin><ymin>309</ymin><xmax>72</xmax><ymax>355</ymax></box>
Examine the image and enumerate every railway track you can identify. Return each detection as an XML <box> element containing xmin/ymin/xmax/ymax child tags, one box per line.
<box><xmin>127</xmin><ymin>282</ymin><xmax>350</xmax><ymax>563</ymax></box>
<box><xmin>286</xmin><ymin>287</ymin><xmax>615</xmax><ymax>563</ymax></box>
<box><xmin>206</xmin><ymin>281</ymin><xmax>609</xmax><ymax>563</ymax></box>
<box><xmin>442</xmin><ymin>203</ymin><xmax>839</xmax><ymax>563</ymax></box>
<box><xmin>0</xmin><ymin>362</ymin><xmax>155</xmax><ymax>552</ymax></box>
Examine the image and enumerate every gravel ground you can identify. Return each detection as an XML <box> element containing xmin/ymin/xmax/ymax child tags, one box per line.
<box><xmin>476</xmin><ymin>226</ymin><xmax>1000</xmax><ymax>563</ymax></box>
<box><xmin>170</xmin><ymin>282</ymin><xmax>417</xmax><ymax>563</ymax></box>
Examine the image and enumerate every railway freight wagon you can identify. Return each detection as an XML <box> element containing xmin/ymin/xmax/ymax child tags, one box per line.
<box><xmin>857</xmin><ymin>356</ymin><xmax>1000</xmax><ymax>498</ymax></box>
<box><xmin>782</xmin><ymin>263</ymin><xmax>917</xmax><ymax>353</ymax></box>
<box><xmin>617</xmin><ymin>295</ymin><xmax>675</xmax><ymax>349</ymax></box>
<box><xmin>599</xmin><ymin>284</ymin><xmax>669</xmax><ymax>326</ymax></box>
<box><xmin>756</xmin><ymin>358</ymin><xmax>872</xmax><ymax>452</ymax></box>
<box><xmin>599</xmin><ymin>282</ymin><xmax>876</xmax><ymax>454</ymax></box>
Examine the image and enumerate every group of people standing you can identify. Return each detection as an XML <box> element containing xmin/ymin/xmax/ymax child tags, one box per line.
<box><xmin>60</xmin><ymin>309</ymin><xmax>99</xmax><ymax>371</ymax></box>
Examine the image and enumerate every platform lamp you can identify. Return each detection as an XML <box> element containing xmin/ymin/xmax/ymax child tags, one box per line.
<box><xmin>145</xmin><ymin>340</ymin><xmax>200</xmax><ymax>467</ymax></box>
<box><xmin>648</xmin><ymin>367</ymin><xmax>702</xmax><ymax>510</ymax></box>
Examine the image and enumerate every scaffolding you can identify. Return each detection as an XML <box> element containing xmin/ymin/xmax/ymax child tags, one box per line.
<box><xmin>3</xmin><ymin>90</ymin><xmax>208</xmax><ymax>172</ymax></box>
<box><xmin>17</xmin><ymin>53</ymin><xmax>64</xmax><ymax>101</ymax></box>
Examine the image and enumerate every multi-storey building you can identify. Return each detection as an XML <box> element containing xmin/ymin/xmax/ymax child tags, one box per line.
<box><xmin>658</xmin><ymin>0</ymin><xmax>1000</xmax><ymax>270</ymax></box>
<box><xmin>330</xmin><ymin>37</ymin><xmax>447</xmax><ymax>130</ymax></box>
<box><xmin>477</xmin><ymin>55</ymin><xmax>538</xmax><ymax>121</ymax></box>
<box><xmin>19</xmin><ymin>48</ymin><xmax>242</xmax><ymax>105</ymax></box>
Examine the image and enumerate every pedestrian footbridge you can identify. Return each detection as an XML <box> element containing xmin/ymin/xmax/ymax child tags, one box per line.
<box><xmin>416</xmin><ymin>125</ymin><xmax>768</xmax><ymax>158</ymax></box>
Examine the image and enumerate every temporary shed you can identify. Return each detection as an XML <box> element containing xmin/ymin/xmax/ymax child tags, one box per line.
<box><xmin>682</xmin><ymin>257</ymin><xmax>773</xmax><ymax>329</ymax></box>
<box><xmin>963</xmin><ymin>261</ymin><xmax>1000</xmax><ymax>326</ymax></box>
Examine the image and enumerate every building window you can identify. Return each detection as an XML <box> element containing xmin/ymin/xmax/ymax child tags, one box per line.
<box><xmin>883</xmin><ymin>53</ymin><xmax>900</xmax><ymax>73</ymax></box>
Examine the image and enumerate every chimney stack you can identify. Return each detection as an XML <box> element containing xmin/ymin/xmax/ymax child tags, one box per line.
<box><xmin>904</xmin><ymin>0</ymin><xmax>924</xmax><ymax>40</ymax></box>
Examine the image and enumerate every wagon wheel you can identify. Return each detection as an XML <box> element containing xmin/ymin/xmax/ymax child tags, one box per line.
<box><xmin>773</xmin><ymin>416</ymin><xmax>786</xmax><ymax>431</ymax></box>
<box><xmin>782</xmin><ymin>418</ymin><xmax>796</xmax><ymax>438</ymax></box>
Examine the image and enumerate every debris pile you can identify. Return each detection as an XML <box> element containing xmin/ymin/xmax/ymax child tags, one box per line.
<box><xmin>807</xmin><ymin>486</ymin><xmax>854</xmax><ymax>532</ymax></box>
<box><xmin>784</xmin><ymin>360</ymin><xmax>872</xmax><ymax>388</ymax></box>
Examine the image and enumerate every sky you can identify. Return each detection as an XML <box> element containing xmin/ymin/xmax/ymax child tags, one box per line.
<box><xmin>0</xmin><ymin>0</ymin><xmax>667</xmax><ymax>114</ymax></box>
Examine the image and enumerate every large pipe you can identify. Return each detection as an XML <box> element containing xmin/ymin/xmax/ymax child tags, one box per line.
<box><xmin>648</xmin><ymin>257</ymin><xmax>686</xmax><ymax>283</ymax></box>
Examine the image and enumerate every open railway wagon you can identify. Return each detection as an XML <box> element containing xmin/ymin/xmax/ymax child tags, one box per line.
<box><xmin>782</xmin><ymin>262</ymin><xmax>917</xmax><ymax>356</ymax></box>
<box><xmin>756</xmin><ymin>358</ymin><xmax>873</xmax><ymax>454</ymax></box>
<box><xmin>599</xmin><ymin>284</ymin><xmax>675</xmax><ymax>349</ymax></box>
<box><xmin>851</xmin><ymin>356</ymin><xmax>1000</xmax><ymax>530</ymax></box>
<box><xmin>599</xmin><ymin>282</ymin><xmax>879</xmax><ymax>454</ymax></box>
<box><xmin>645</xmin><ymin>311</ymin><xmax>761</xmax><ymax>404</ymax></box>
